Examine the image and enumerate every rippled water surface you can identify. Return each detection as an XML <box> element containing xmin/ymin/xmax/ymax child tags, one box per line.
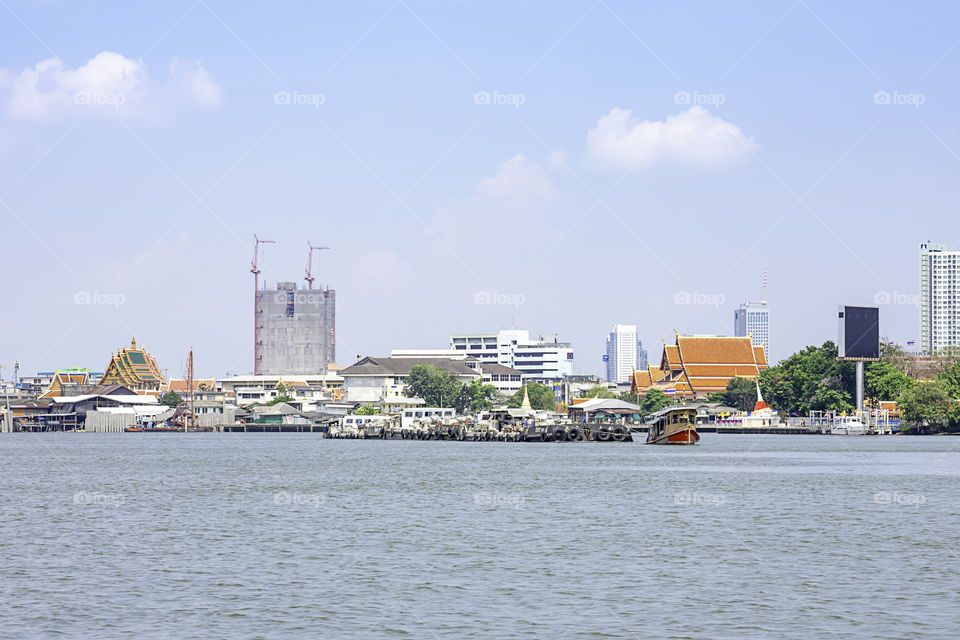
<box><xmin>2</xmin><ymin>433</ymin><xmax>959</xmax><ymax>639</ymax></box>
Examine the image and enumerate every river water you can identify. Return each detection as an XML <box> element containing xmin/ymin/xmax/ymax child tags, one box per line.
<box><xmin>1</xmin><ymin>433</ymin><xmax>958</xmax><ymax>639</ymax></box>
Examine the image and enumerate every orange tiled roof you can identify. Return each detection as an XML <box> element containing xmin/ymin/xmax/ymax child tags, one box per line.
<box><xmin>643</xmin><ymin>335</ymin><xmax>768</xmax><ymax>398</ymax></box>
<box><xmin>168</xmin><ymin>378</ymin><xmax>216</xmax><ymax>393</ymax></box>
<box><xmin>662</xmin><ymin>345</ymin><xmax>681</xmax><ymax>369</ymax></box>
<box><xmin>39</xmin><ymin>370</ymin><xmax>96</xmax><ymax>398</ymax></box>
<box><xmin>630</xmin><ymin>366</ymin><xmax>667</xmax><ymax>393</ymax></box>
<box><xmin>753</xmin><ymin>346</ymin><xmax>767</xmax><ymax>367</ymax></box>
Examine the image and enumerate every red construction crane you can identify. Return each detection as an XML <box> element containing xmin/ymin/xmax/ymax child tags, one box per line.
<box><xmin>251</xmin><ymin>234</ymin><xmax>275</xmax><ymax>374</ymax></box>
<box><xmin>304</xmin><ymin>241</ymin><xmax>329</xmax><ymax>290</ymax></box>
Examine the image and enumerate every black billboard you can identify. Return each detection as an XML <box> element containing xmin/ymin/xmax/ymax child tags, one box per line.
<box><xmin>838</xmin><ymin>306</ymin><xmax>880</xmax><ymax>360</ymax></box>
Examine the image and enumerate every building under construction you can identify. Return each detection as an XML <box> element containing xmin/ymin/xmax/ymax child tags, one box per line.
<box><xmin>256</xmin><ymin>281</ymin><xmax>335</xmax><ymax>375</ymax></box>
<box><xmin>251</xmin><ymin>238</ymin><xmax>335</xmax><ymax>375</ymax></box>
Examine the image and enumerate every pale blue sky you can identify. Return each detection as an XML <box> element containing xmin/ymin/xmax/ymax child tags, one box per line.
<box><xmin>2</xmin><ymin>1</ymin><xmax>958</xmax><ymax>378</ymax></box>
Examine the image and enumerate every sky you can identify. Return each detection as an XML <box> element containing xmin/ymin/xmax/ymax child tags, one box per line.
<box><xmin>2</xmin><ymin>0</ymin><xmax>959</xmax><ymax>380</ymax></box>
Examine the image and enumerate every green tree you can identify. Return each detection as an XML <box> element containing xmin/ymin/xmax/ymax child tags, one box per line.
<box><xmin>639</xmin><ymin>388</ymin><xmax>671</xmax><ymax>415</ymax></box>
<box><xmin>879</xmin><ymin>340</ymin><xmax>912</xmax><ymax>375</ymax></box>
<box><xmin>947</xmin><ymin>405</ymin><xmax>960</xmax><ymax>432</ymax></box>
<box><xmin>937</xmin><ymin>359</ymin><xmax>960</xmax><ymax>398</ymax></box>
<box><xmin>404</xmin><ymin>364</ymin><xmax>463</xmax><ymax>408</ymax></box>
<box><xmin>160</xmin><ymin>391</ymin><xmax>182</xmax><ymax>408</ymax></box>
<box><xmin>757</xmin><ymin>341</ymin><xmax>854</xmax><ymax>415</ymax></box>
<box><xmin>578</xmin><ymin>385</ymin><xmax>616</xmax><ymax>399</ymax></box>
<box><xmin>707</xmin><ymin>376</ymin><xmax>758</xmax><ymax>411</ymax></box>
<box><xmin>898</xmin><ymin>380</ymin><xmax>950</xmax><ymax>432</ymax></box>
<box><xmin>266</xmin><ymin>395</ymin><xmax>295</xmax><ymax>406</ymax></box>
<box><xmin>865</xmin><ymin>361</ymin><xmax>914</xmax><ymax>404</ymax></box>
<box><xmin>355</xmin><ymin>404</ymin><xmax>380</xmax><ymax>415</ymax></box>
<box><xmin>457</xmin><ymin>379</ymin><xmax>500</xmax><ymax>413</ymax></box>
<box><xmin>507</xmin><ymin>383</ymin><xmax>556</xmax><ymax>411</ymax></box>
<box><xmin>615</xmin><ymin>390</ymin><xmax>642</xmax><ymax>404</ymax></box>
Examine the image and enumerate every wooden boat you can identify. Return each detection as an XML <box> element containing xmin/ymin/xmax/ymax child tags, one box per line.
<box><xmin>124</xmin><ymin>427</ymin><xmax>144</xmax><ymax>432</ymax></box>
<box><xmin>646</xmin><ymin>407</ymin><xmax>700</xmax><ymax>445</ymax></box>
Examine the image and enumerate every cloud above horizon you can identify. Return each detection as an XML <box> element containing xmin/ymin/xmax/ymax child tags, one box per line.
<box><xmin>474</xmin><ymin>154</ymin><xmax>557</xmax><ymax>208</ymax></box>
<box><xmin>2</xmin><ymin>51</ymin><xmax>222</xmax><ymax>122</ymax></box>
<box><xmin>586</xmin><ymin>106</ymin><xmax>757</xmax><ymax>171</ymax></box>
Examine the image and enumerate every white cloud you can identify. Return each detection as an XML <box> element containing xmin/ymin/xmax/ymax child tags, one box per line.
<box><xmin>586</xmin><ymin>106</ymin><xmax>757</xmax><ymax>171</ymax></box>
<box><xmin>546</xmin><ymin>149</ymin><xmax>568</xmax><ymax>171</ymax></box>
<box><xmin>168</xmin><ymin>59</ymin><xmax>222</xmax><ymax>109</ymax></box>
<box><xmin>474</xmin><ymin>154</ymin><xmax>557</xmax><ymax>208</ymax></box>
<box><xmin>4</xmin><ymin>51</ymin><xmax>222</xmax><ymax>122</ymax></box>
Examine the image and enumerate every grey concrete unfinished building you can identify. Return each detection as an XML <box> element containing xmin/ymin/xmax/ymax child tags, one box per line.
<box><xmin>256</xmin><ymin>281</ymin><xmax>335</xmax><ymax>374</ymax></box>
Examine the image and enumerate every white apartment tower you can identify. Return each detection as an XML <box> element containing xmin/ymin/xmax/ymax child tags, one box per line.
<box><xmin>735</xmin><ymin>271</ymin><xmax>770</xmax><ymax>357</ymax></box>
<box><xmin>605</xmin><ymin>324</ymin><xmax>639</xmax><ymax>383</ymax></box>
<box><xmin>734</xmin><ymin>302</ymin><xmax>770</xmax><ymax>355</ymax></box>
<box><xmin>919</xmin><ymin>242</ymin><xmax>960</xmax><ymax>356</ymax></box>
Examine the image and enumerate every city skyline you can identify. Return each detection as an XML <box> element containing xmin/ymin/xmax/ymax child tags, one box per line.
<box><xmin>2</xmin><ymin>2</ymin><xmax>957</xmax><ymax>377</ymax></box>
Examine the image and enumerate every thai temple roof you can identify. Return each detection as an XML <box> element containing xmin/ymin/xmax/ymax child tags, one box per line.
<box><xmin>39</xmin><ymin>369</ymin><xmax>97</xmax><ymax>399</ymax></box>
<box><xmin>99</xmin><ymin>338</ymin><xmax>165</xmax><ymax>393</ymax></box>
<box><xmin>632</xmin><ymin>335</ymin><xmax>767</xmax><ymax>399</ymax></box>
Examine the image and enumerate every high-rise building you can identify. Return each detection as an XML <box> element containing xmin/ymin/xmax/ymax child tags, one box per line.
<box><xmin>605</xmin><ymin>324</ymin><xmax>639</xmax><ymax>383</ymax></box>
<box><xmin>734</xmin><ymin>301</ymin><xmax>770</xmax><ymax>356</ymax></box>
<box><xmin>919</xmin><ymin>242</ymin><xmax>960</xmax><ymax>356</ymax></box>
<box><xmin>735</xmin><ymin>271</ymin><xmax>771</xmax><ymax>358</ymax></box>
<box><xmin>636</xmin><ymin>340</ymin><xmax>649</xmax><ymax>371</ymax></box>
<box><xmin>449</xmin><ymin>330</ymin><xmax>574</xmax><ymax>379</ymax></box>
<box><xmin>256</xmin><ymin>281</ymin><xmax>335</xmax><ymax>374</ymax></box>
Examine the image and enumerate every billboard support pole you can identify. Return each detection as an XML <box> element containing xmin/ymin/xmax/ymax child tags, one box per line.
<box><xmin>855</xmin><ymin>361</ymin><xmax>864</xmax><ymax>413</ymax></box>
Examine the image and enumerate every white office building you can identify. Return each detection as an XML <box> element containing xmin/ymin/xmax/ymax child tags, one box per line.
<box><xmin>449</xmin><ymin>330</ymin><xmax>574</xmax><ymax>379</ymax></box>
<box><xmin>734</xmin><ymin>301</ymin><xmax>770</xmax><ymax>356</ymax></box>
<box><xmin>919</xmin><ymin>242</ymin><xmax>960</xmax><ymax>355</ymax></box>
<box><xmin>605</xmin><ymin>324</ymin><xmax>640</xmax><ymax>383</ymax></box>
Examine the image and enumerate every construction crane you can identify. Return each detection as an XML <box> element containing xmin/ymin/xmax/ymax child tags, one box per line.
<box><xmin>304</xmin><ymin>242</ymin><xmax>329</xmax><ymax>290</ymax></box>
<box><xmin>251</xmin><ymin>234</ymin><xmax>275</xmax><ymax>374</ymax></box>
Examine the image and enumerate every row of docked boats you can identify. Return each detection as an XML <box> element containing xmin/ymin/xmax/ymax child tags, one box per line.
<box><xmin>327</xmin><ymin>407</ymin><xmax>701</xmax><ymax>445</ymax></box>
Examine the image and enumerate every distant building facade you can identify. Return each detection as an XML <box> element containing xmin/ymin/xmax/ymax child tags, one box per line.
<box><xmin>605</xmin><ymin>324</ymin><xmax>639</xmax><ymax>384</ymax></box>
<box><xmin>256</xmin><ymin>282</ymin><xmax>335</xmax><ymax>375</ymax></box>
<box><xmin>636</xmin><ymin>340</ymin><xmax>648</xmax><ymax>371</ymax></box>
<box><xmin>449</xmin><ymin>330</ymin><xmax>574</xmax><ymax>379</ymax></box>
<box><xmin>919</xmin><ymin>242</ymin><xmax>960</xmax><ymax>356</ymax></box>
<box><xmin>340</xmin><ymin>356</ymin><xmax>481</xmax><ymax>404</ymax></box>
<box><xmin>734</xmin><ymin>301</ymin><xmax>770</xmax><ymax>356</ymax></box>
